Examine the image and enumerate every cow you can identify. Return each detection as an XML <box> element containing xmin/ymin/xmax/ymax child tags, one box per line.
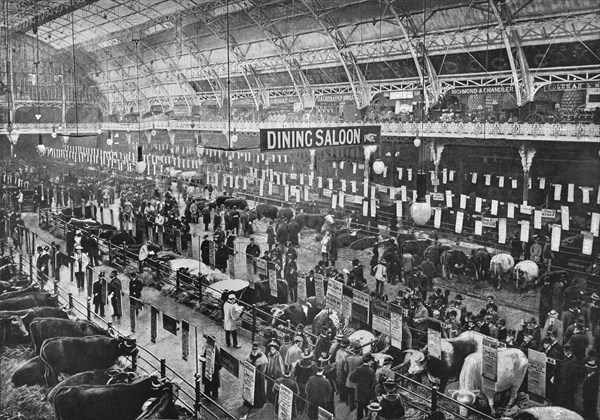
<box><xmin>0</xmin><ymin>292</ymin><xmax>59</xmax><ymax>311</ymax></box>
<box><xmin>251</xmin><ymin>203</ymin><xmax>279</xmax><ymax>221</ymax></box>
<box><xmin>135</xmin><ymin>383</ymin><xmax>185</xmax><ymax>419</ymax></box>
<box><xmin>440</xmin><ymin>249</ymin><xmax>468</xmax><ymax>279</ymax></box>
<box><xmin>246</xmin><ymin>279</ymin><xmax>288</xmax><ymax>305</ymax></box>
<box><xmin>2</xmin><ymin>306</ymin><xmax>71</xmax><ymax>342</ymax></box>
<box><xmin>11</xmin><ymin>356</ymin><xmax>46</xmax><ymax>387</ymax></box>
<box><xmin>0</xmin><ymin>285</ymin><xmax>41</xmax><ymax>300</ymax></box>
<box><xmin>312</xmin><ymin>309</ymin><xmax>344</xmax><ymax>340</ymax></box>
<box><xmin>211</xmin><ymin>195</ymin><xmax>233</xmax><ymax>209</ymax></box>
<box><xmin>224</xmin><ymin>198</ymin><xmax>248</xmax><ymax>210</ymax></box>
<box><xmin>40</xmin><ymin>335</ymin><xmax>138</xmax><ymax>385</ymax></box>
<box><xmin>513</xmin><ymin>260</ymin><xmax>539</xmax><ymax>292</ymax></box>
<box><xmin>47</xmin><ymin>368</ymin><xmax>136</xmax><ymax>405</ymax></box>
<box><xmin>277</xmin><ymin>207</ymin><xmax>295</xmax><ymax>221</ymax></box>
<box><xmin>348</xmin><ymin>330</ymin><xmax>376</xmax><ymax>355</ymax></box>
<box><xmin>451</xmin><ymin>389</ymin><xmax>492</xmax><ymax>416</ymax></box>
<box><xmin>514</xmin><ymin>407</ymin><xmax>583</xmax><ymax>420</ymax></box>
<box><xmin>400</xmin><ymin>239</ymin><xmax>431</xmax><ymax>265</ymax></box>
<box><xmin>0</xmin><ymin>263</ymin><xmax>17</xmax><ymax>281</ymax></box>
<box><xmin>52</xmin><ymin>376</ymin><xmax>171</xmax><ymax>420</ymax></box>
<box><xmin>294</xmin><ymin>213</ymin><xmax>325</xmax><ymax>231</ymax></box>
<box><xmin>456</xmin><ymin>348</ymin><xmax>528</xmax><ymax>416</ymax></box>
<box><xmin>490</xmin><ymin>253</ymin><xmax>515</xmax><ymax>290</ymax></box>
<box><xmin>423</xmin><ymin>243</ymin><xmax>449</xmax><ymax>266</ymax></box>
<box><xmin>468</xmin><ymin>248</ymin><xmax>491</xmax><ymax>281</ymax></box>
<box><xmin>404</xmin><ymin>331</ymin><xmax>483</xmax><ymax>392</ymax></box>
<box><xmin>271</xmin><ymin>297</ymin><xmax>323</xmax><ymax>328</ymax></box>
<box><xmin>0</xmin><ymin>280</ymin><xmax>16</xmax><ymax>294</ymax></box>
<box><xmin>30</xmin><ymin>318</ymin><xmax>110</xmax><ymax>355</ymax></box>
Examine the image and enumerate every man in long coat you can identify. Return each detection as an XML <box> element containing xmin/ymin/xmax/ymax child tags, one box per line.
<box><xmin>92</xmin><ymin>272</ymin><xmax>107</xmax><ymax>317</ymax></box>
<box><xmin>305</xmin><ymin>364</ymin><xmax>334</xmax><ymax>420</ymax></box>
<box><xmin>107</xmin><ymin>270</ymin><xmax>122</xmax><ymax>318</ymax></box>
<box><xmin>276</xmin><ymin>365</ymin><xmax>299</xmax><ymax>417</ymax></box>
<box><xmin>244</xmin><ymin>342</ymin><xmax>268</xmax><ymax>409</ymax></box>
<box><xmin>201</xmin><ymin>235</ymin><xmax>210</xmax><ymax>266</ymax></box>
<box><xmin>265</xmin><ymin>341</ymin><xmax>285</xmax><ymax>403</ymax></box>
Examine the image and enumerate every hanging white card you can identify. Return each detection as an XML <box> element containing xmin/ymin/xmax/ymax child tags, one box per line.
<box><xmin>397</xmin><ymin>167</ymin><xmax>403</xmax><ymax>180</ymax></box>
<box><xmin>582</xmin><ymin>187</ymin><xmax>590</xmax><ymax>204</ymax></box>
<box><xmin>449</xmin><ymin>170</ymin><xmax>455</xmax><ymax>182</ymax></box>
<box><xmin>332</xmin><ymin>194</ymin><xmax>337</xmax><ymax>209</ymax></box>
<box><xmin>511</xmin><ymin>178</ymin><xmax>517</xmax><ymax>189</ymax></box>
<box><xmin>412</xmin><ymin>190</ymin><xmax>417</xmax><ymax>202</ymax></box>
<box><xmin>304</xmin><ymin>187</ymin><xmax>309</xmax><ymax>201</ymax></box>
<box><xmin>434</xmin><ymin>207</ymin><xmax>441</xmax><ymax>228</ymax></box>
<box><xmin>442</xmin><ymin>168</ymin><xmax>447</xmax><ymax>184</ymax></box>
<box><xmin>567</xmin><ymin>184</ymin><xmax>574</xmax><ymax>202</ymax></box>
<box><xmin>318</xmin><ymin>177</ymin><xmax>323</xmax><ymax>189</ymax></box>
<box><xmin>401</xmin><ymin>187</ymin><xmax>407</xmax><ymax>202</ymax></box>
<box><xmin>396</xmin><ymin>201</ymin><xmax>403</xmax><ymax>218</ymax></box>
<box><xmin>445</xmin><ymin>190</ymin><xmax>452</xmax><ymax>208</ymax></box>
<box><xmin>475</xmin><ymin>197</ymin><xmax>482</xmax><ymax>213</ymax></box>
<box><xmin>350</xmin><ymin>181</ymin><xmax>357</xmax><ymax>193</ymax></box>
<box><xmin>455</xmin><ymin>211</ymin><xmax>464</xmax><ymax>234</ymax></box>
<box><xmin>561</xmin><ymin>206</ymin><xmax>569</xmax><ymax>231</ymax></box>
<box><xmin>362</xmin><ymin>200</ymin><xmax>369</xmax><ymax>217</ymax></box>
<box><xmin>591</xmin><ymin>213</ymin><xmax>599</xmax><ymax>237</ymax></box>
<box><xmin>352</xmin><ymin>162</ymin><xmax>357</xmax><ymax>174</ymax></box>
<box><xmin>475</xmin><ymin>220</ymin><xmax>483</xmax><ymax>235</ymax></box>
<box><xmin>485</xmin><ymin>174</ymin><xmax>491</xmax><ymax>186</ymax></box>
<box><xmin>534</xmin><ymin>210</ymin><xmax>542</xmax><ymax>229</ymax></box>
<box><xmin>339</xmin><ymin>192</ymin><xmax>345</xmax><ymax>208</ymax></box>
<box><xmin>498</xmin><ymin>176</ymin><xmax>504</xmax><ymax>188</ymax></box>
<box><xmin>284</xmin><ymin>185</ymin><xmax>289</xmax><ymax>202</ymax></box>
<box><xmin>582</xmin><ymin>232</ymin><xmax>593</xmax><ymax>255</ymax></box>
<box><xmin>259</xmin><ymin>179</ymin><xmax>264</xmax><ymax>196</ymax></box>
<box><xmin>328</xmin><ymin>178</ymin><xmax>333</xmax><ymax>190</ymax></box>
<box><xmin>554</xmin><ymin>184</ymin><xmax>562</xmax><ymax>201</ymax></box>
<box><xmin>370</xmin><ymin>199</ymin><xmax>377</xmax><ymax>217</ymax></box>
<box><xmin>539</xmin><ymin>177</ymin><xmax>546</xmax><ymax>189</ymax></box>
<box><xmin>471</xmin><ymin>173</ymin><xmax>477</xmax><ymax>184</ymax></box>
<box><xmin>460</xmin><ymin>194</ymin><xmax>467</xmax><ymax>209</ymax></box>
<box><xmin>341</xmin><ymin>180</ymin><xmax>347</xmax><ymax>191</ymax></box>
<box><xmin>551</xmin><ymin>224</ymin><xmax>561</xmax><ymax>252</ymax></box>
<box><xmin>507</xmin><ymin>203</ymin><xmax>515</xmax><ymax>218</ymax></box>
<box><xmin>498</xmin><ymin>218</ymin><xmax>507</xmax><ymax>244</ymax></box>
<box><xmin>407</xmin><ymin>169</ymin><xmax>413</xmax><ymax>181</ymax></box>
<box><xmin>491</xmin><ymin>200</ymin><xmax>498</xmax><ymax>215</ymax></box>
<box><xmin>520</xmin><ymin>220</ymin><xmax>530</xmax><ymax>243</ymax></box>
<box><xmin>268</xmin><ymin>182</ymin><xmax>273</xmax><ymax>195</ymax></box>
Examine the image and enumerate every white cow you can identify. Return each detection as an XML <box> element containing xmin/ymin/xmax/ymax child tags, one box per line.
<box><xmin>348</xmin><ymin>330</ymin><xmax>376</xmax><ymax>355</ymax></box>
<box><xmin>513</xmin><ymin>260</ymin><xmax>539</xmax><ymax>291</ymax></box>
<box><xmin>490</xmin><ymin>253</ymin><xmax>515</xmax><ymax>290</ymax></box>
<box><xmin>454</xmin><ymin>347</ymin><xmax>528</xmax><ymax>416</ymax></box>
<box><xmin>517</xmin><ymin>406</ymin><xmax>583</xmax><ymax>420</ymax></box>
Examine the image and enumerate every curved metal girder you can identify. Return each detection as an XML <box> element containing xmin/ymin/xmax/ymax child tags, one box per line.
<box><xmin>197</xmin><ymin>12</ymin><xmax>267</xmax><ymax>110</ymax></box>
<box><xmin>489</xmin><ymin>0</ymin><xmax>533</xmax><ymax>106</ymax></box>
<box><xmin>184</xmin><ymin>37</ymin><xmax>226</xmax><ymax>108</ymax></box>
<box><xmin>298</xmin><ymin>0</ymin><xmax>371</xmax><ymax>109</ymax></box>
<box><xmin>383</xmin><ymin>0</ymin><xmax>441</xmax><ymax>110</ymax></box>
<box><xmin>243</xmin><ymin>4</ymin><xmax>313</xmax><ymax>105</ymax></box>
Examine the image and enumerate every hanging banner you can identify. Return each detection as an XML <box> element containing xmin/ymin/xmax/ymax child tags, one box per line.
<box><xmin>591</xmin><ymin>212</ymin><xmax>600</xmax><ymax>237</ymax></box>
<box><xmin>427</xmin><ymin>319</ymin><xmax>442</xmax><ymax>360</ymax></box>
<box><xmin>315</xmin><ymin>274</ymin><xmax>325</xmax><ymax>304</ymax></box>
<box><xmin>482</xmin><ymin>336</ymin><xmax>498</xmax><ymax>381</ymax></box>
<box><xmin>520</xmin><ymin>220</ymin><xmax>530</xmax><ymax>243</ymax></box>
<box><xmin>181</xmin><ymin>320</ymin><xmax>189</xmax><ymax>361</ymax></box>
<box><xmin>445</xmin><ymin>190</ymin><xmax>453</xmax><ymax>208</ymax></box>
<box><xmin>163</xmin><ymin>314</ymin><xmax>178</xmax><ymax>335</ymax></box>
<box><xmin>352</xmin><ymin>289</ymin><xmax>370</xmax><ymax>324</ymax></box>
<box><xmin>326</xmin><ymin>278</ymin><xmax>343</xmax><ymax>312</ymax></box>
<box><xmin>567</xmin><ymin>184</ymin><xmax>574</xmax><ymax>202</ymax></box>
<box><xmin>551</xmin><ymin>224</ymin><xmax>562</xmax><ymax>252</ymax></box>
<box><xmin>242</xmin><ymin>361</ymin><xmax>256</xmax><ymax>406</ymax></box>
<box><xmin>528</xmin><ymin>349</ymin><xmax>546</xmax><ymax>398</ymax></box>
<box><xmin>475</xmin><ymin>220</ymin><xmax>483</xmax><ymax>235</ymax></box>
<box><xmin>554</xmin><ymin>184</ymin><xmax>562</xmax><ymax>201</ymax></box>
<box><xmin>257</xmin><ymin>259</ymin><xmax>267</xmax><ymax>278</ymax></box>
<box><xmin>434</xmin><ymin>208</ymin><xmax>442</xmax><ymax>228</ymax></box>
<box><xmin>342</xmin><ymin>286</ymin><xmax>353</xmax><ymax>321</ymax></box>
<box><xmin>278</xmin><ymin>384</ymin><xmax>294</xmax><ymax>420</ymax></box>
<box><xmin>205</xmin><ymin>335</ymin><xmax>216</xmax><ymax>381</ymax></box>
<box><xmin>390</xmin><ymin>303</ymin><xmax>404</xmax><ymax>349</ymax></box>
<box><xmin>491</xmin><ymin>200</ymin><xmax>498</xmax><ymax>216</ymax></box>
<box><xmin>260</xmin><ymin>126</ymin><xmax>381</xmax><ymax>152</ymax></box>
<box><xmin>534</xmin><ymin>210</ymin><xmax>542</xmax><ymax>229</ymax></box>
<box><xmin>561</xmin><ymin>206</ymin><xmax>570</xmax><ymax>231</ymax></box>
<box><xmin>498</xmin><ymin>218</ymin><xmax>507</xmax><ymax>244</ymax></box>
<box><xmin>297</xmin><ymin>275</ymin><xmax>307</xmax><ymax>302</ymax></box>
<box><xmin>372</xmin><ymin>300</ymin><xmax>391</xmax><ymax>335</ymax></box>
<box><xmin>460</xmin><ymin>194</ymin><xmax>467</xmax><ymax>209</ymax></box>
<box><xmin>455</xmin><ymin>211</ymin><xmax>464</xmax><ymax>234</ymax></box>
<box><xmin>475</xmin><ymin>197</ymin><xmax>482</xmax><ymax>213</ymax></box>
<box><xmin>507</xmin><ymin>203</ymin><xmax>515</xmax><ymax>219</ymax></box>
<box><xmin>220</xmin><ymin>348</ymin><xmax>240</xmax><ymax>378</ymax></box>
<box><xmin>269</xmin><ymin>266</ymin><xmax>278</xmax><ymax>298</ymax></box>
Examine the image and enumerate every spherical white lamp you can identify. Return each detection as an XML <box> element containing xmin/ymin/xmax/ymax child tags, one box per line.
<box><xmin>413</xmin><ymin>137</ymin><xmax>421</xmax><ymax>148</ymax></box>
<box><xmin>410</xmin><ymin>171</ymin><xmax>432</xmax><ymax>226</ymax></box>
<box><xmin>106</xmin><ymin>137</ymin><xmax>113</xmax><ymax>147</ymax></box>
<box><xmin>37</xmin><ymin>134</ymin><xmax>46</xmax><ymax>154</ymax></box>
<box><xmin>372</xmin><ymin>159</ymin><xmax>385</xmax><ymax>175</ymax></box>
<box><xmin>230</xmin><ymin>133</ymin><xmax>239</xmax><ymax>143</ymax></box>
<box><xmin>51</xmin><ymin>131</ymin><xmax>57</xmax><ymax>139</ymax></box>
<box><xmin>136</xmin><ymin>145</ymin><xmax>147</xmax><ymax>174</ymax></box>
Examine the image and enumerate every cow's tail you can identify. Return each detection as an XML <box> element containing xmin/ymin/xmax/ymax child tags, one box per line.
<box><xmin>39</xmin><ymin>344</ymin><xmax>56</xmax><ymax>386</ymax></box>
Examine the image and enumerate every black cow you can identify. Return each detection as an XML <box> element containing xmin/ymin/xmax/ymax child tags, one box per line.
<box><xmin>246</xmin><ymin>280</ymin><xmax>288</xmax><ymax>305</ymax></box>
<box><xmin>0</xmin><ymin>292</ymin><xmax>59</xmax><ymax>311</ymax></box>
<box><xmin>30</xmin><ymin>318</ymin><xmax>110</xmax><ymax>355</ymax></box>
<box><xmin>277</xmin><ymin>207</ymin><xmax>294</xmax><ymax>221</ymax></box>
<box><xmin>0</xmin><ymin>263</ymin><xmax>17</xmax><ymax>281</ymax></box>
<box><xmin>251</xmin><ymin>203</ymin><xmax>279</xmax><ymax>221</ymax></box>
<box><xmin>294</xmin><ymin>213</ymin><xmax>325</xmax><ymax>231</ymax></box>
<box><xmin>0</xmin><ymin>285</ymin><xmax>41</xmax><ymax>301</ymax></box>
<box><xmin>1</xmin><ymin>306</ymin><xmax>70</xmax><ymax>341</ymax></box>
<box><xmin>40</xmin><ymin>336</ymin><xmax>138</xmax><ymax>385</ymax></box>
<box><xmin>224</xmin><ymin>198</ymin><xmax>248</xmax><ymax>210</ymax></box>
<box><xmin>11</xmin><ymin>356</ymin><xmax>46</xmax><ymax>387</ymax></box>
<box><xmin>53</xmin><ymin>376</ymin><xmax>170</xmax><ymax>420</ymax></box>
<box><xmin>0</xmin><ymin>280</ymin><xmax>16</xmax><ymax>294</ymax></box>
<box><xmin>135</xmin><ymin>383</ymin><xmax>184</xmax><ymax>419</ymax></box>
<box><xmin>440</xmin><ymin>249</ymin><xmax>469</xmax><ymax>279</ymax></box>
<box><xmin>271</xmin><ymin>297</ymin><xmax>323</xmax><ymax>328</ymax></box>
<box><xmin>469</xmin><ymin>248</ymin><xmax>491</xmax><ymax>281</ymax></box>
<box><xmin>400</xmin><ymin>239</ymin><xmax>431</xmax><ymax>265</ymax></box>
<box><xmin>47</xmin><ymin>368</ymin><xmax>136</xmax><ymax>405</ymax></box>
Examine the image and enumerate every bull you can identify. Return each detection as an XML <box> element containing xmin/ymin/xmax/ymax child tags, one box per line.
<box><xmin>47</xmin><ymin>368</ymin><xmax>136</xmax><ymax>405</ymax></box>
<box><xmin>490</xmin><ymin>253</ymin><xmax>515</xmax><ymax>289</ymax></box>
<box><xmin>135</xmin><ymin>383</ymin><xmax>189</xmax><ymax>419</ymax></box>
<box><xmin>52</xmin><ymin>376</ymin><xmax>171</xmax><ymax>420</ymax></box>
<box><xmin>251</xmin><ymin>203</ymin><xmax>279</xmax><ymax>221</ymax></box>
<box><xmin>0</xmin><ymin>263</ymin><xmax>17</xmax><ymax>281</ymax></box>
<box><xmin>2</xmin><ymin>306</ymin><xmax>71</xmax><ymax>343</ymax></box>
<box><xmin>514</xmin><ymin>407</ymin><xmax>583</xmax><ymax>420</ymax></box>
<box><xmin>514</xmin><ymin>260</ymin><xmax>539</xmax><ymax>292</ymax></box>
<box><xmin>40</xmin><ymin>335</ymin><xmax>138</xmax><ymax>385</ymax></box>
<box><xmin>0</xmin><ymin>292</ymin><xmax>59</xmax><ymax>311</ymax></box>
<box><xmin>271</xmin><ymin>297</ymin><xmax>323</xmax><ymax>328</ymax></box>
<box><xmin>30</xmin><ymin>318</ymin><xmax>110</xmax><ymax>355</ymax></box>
<box><xmin>468</xmin><ymin>248</ymin><xmax>491</xmax><ymax>281</ymax></box>
<box><xmin>404</xmin><ymin>331</ymin><xmax>483</xmax><ymax>392</ymax></box>
<box><xmin>0</xmin><ymin>280</ymin><xmax>16</xmax><ymax>294</ymax></box>
<box><xmin>440</xmin><ymin>249</ymin><xmax>468</xmax><ymax>279</ymax></box>
<box><xmin>0</xmin><ymin>284</ymin><xmax>41</xmax><ymax>301</ymax></box>
<box><xmin>347</xmin><ymin>330</ymin><xmax>376</xmax><ymax>355</ymax></box>
<box><xmin>277</xmin><ymin>207</ymin><xmax>295</xmax><ymax>221</ymax></box>
<box><xmin>224</xmin><ymin>198</ymin><xmax>248</xmax><ymax>210</ymax></box>
<box><xmin>455</xmin><ymin>348</ymin><xmax>528</xmax><ymax>416</ymax></box>
<box><xmin>11</xmin><ymin>356</ymin><xmax>46</xmax><ymax>387</ymax></box>
<box><xmin>423</xmin><ymin>243</ymin><xmax>449</xmax><ymax>266</ymax></box>
<box><xmin>294</xmin><ymin>213</ymin><xmax>325</xmax><ymax>231</ymax></box>
<box><xmin>312</xmin><ymin>309</ymin><xmax>344</xmax><ymax>340</ymax></box>
<box><xmin>247</xmin><ymin>279</ymin><xmax>288</xmax><ymax>305</ymax></box>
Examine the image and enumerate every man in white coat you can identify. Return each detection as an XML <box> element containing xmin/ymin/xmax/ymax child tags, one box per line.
<box><xmin>223</xmin><ymin>293</ymin><xmax>243</xmax><ymax>348</ymax></box>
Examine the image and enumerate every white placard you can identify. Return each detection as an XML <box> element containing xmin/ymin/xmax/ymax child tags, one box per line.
<box><xmin>370</xmin><ymin>199</ymin><xmax>377</xmax><ymax>217</ymax></box>
<box><xmin>455</xmin><ymin>211</ymin><xmax>464</xmax><ymax>234</ymax></box>
<box><xmin>554</xmin><ymin>184</ymin><xmax>562</xmax><ymax>201</ymax></box>
<box><xmin>491</xmin><ymin>200</ymin><xmax>498</xmax><ymax>216</ymax></box>
<box><xmin>498</xmin><ymin>176</ymin><xmax>504</xmax><ymax>188</ymax></box>
<box><xmin>442</xmin><ymin>168</ymin><xmax>447</xmax><ymax>184</ymax></box>
<box><xmin>582</xmin><ymin>187</ymin><xmax>590</xmax><ymax>204</ymax></box>
<box><xmin>498</xmin><ymin>218</ymin><xmax>507</xmax><ymax>244</ymax></box>
<box><xmin>485</xmin><ymin>174</ymin><xmax>491</xmax><ymax>186</ymax></box>
<box><xmin>583</xmin><ymin>232</ymin><xmax>594</xmax><ymax>255</ymax></box>
<box><xmin>434</xmin><ymin>207</ymin><xmax>442</xmax><ymax>228</ymax></box>
<box><xmin>332</xmin><ymin>194</ymin><xmax>338</xmax><ymax>209</ymax></box>
<box><xmin>475</xmin><ymin>220</ymin><xmax>483</xmax><ymax>235</ymax></box>
<box><xmin>396</xmin><ymin>200</ymin><xmax>403</xmax><ymax>218</ymax></box>
<box><xmin>591</xmin><ymin>213</ymin><xmax>599</xmax><ymax>237</ymax></box>
<box><xmin>507</xmin><ymin>203</ymin><xmax>515</xmax><ymax>218</ymax></box>
<box><xmin>397</xmin><ymin>167</ymin><xmax>403</xmax><ymax>180</ymax></box>
<box><xmin>339</xmin><ymin>192</ymin><xmax>345</xmax><ymax>208</ymax></box>
<box><xmin>407</xmin><ymin>168</ymin><xmax>413</xmax><ymax>181</ymax></box>
<box><xmin>567</xmin><ymin>184</ymin><xmax>574</xmax><ymax>202</ymax></box>
<box><xmin>401</xmin><ymin>187</ymin><xmax>407</xmax><ymax>202</ymax></box>
<box><xmin>341</xmin><ymin>179</ymin><xmax>346</xmax><ymax>191</ymax></box>
<box><xmin>520</xmin><ymin>220</ymin><xmax>530</xmax><ymax>243</ymax></box>
<box><xmin>475</xmin><ymin>197</ymin><xmax>482</xmax><ymax>213</ymax></box>
<box><xmin>551</xmin><ymin>224</ymin><xmax>561</xmax><ymax>252</ymax></box>
<box><xmin>449</xmin><ymin>170</ymin><xmax>455</xmax><ymax>182</ymax></box>
<box><xmin>534</xmin><ymin>210</ymin><xmax>542</xmax><ymax>229</ymax></box>
<box><xmin>318</xmin><ymin>176</ymin><xmax>323</xmax><ymax>189</ymax></box>
<box><xmin>539</xmin><ymin>177</ymin><xmax>546</xmax><ymax>189</ymax></box>
<box><xmin>460</xmin><ymin>194</ymin><xmax>467</xmax><ymax>209</ymax></box>
<box><xmin>561</xmin><ymin>206</ymin><xmax>569</xmax><ymax>231</ymax></box>
<box><xmin>445</xmin><ymin>190</ymin><xmax>453</xmax><ymax>208</ymax></box>
<box><xmin>472</xmin><ymin>172</ymin><xmax>477</xmax><ymax>184</ymax></box>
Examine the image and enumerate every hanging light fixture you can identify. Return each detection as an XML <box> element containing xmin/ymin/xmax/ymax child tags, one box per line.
<box><xmin>410</xmin><ymin>0</ymin><xmax>431</xmax><ymax>226</ymax></box>
<box><xmin>34</xmin><ymin>14</ymin><xmax>44</xmax><ymax>153</ymax></box>
<box><xmin>51</xmin><ymin>126</ymin><xmax>57</xmax><ymax>138</ymax></box>
<box><xmin>133</xmin><ymin>32</ymin><xmax>146</xmax><ymax>174</ymax></box>
<box><xmin>372</xmin><ymin>158</ymin><xmax>385</xmax><ymax>175</ymax></box>
<box><xmin>37</xmin><ymin>133</ymin><xmax>46</xmax><ymax>154</ymax></box>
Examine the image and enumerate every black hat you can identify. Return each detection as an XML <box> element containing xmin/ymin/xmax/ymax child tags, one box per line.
<box><xmin>252</xmin><ymin>342</ymin><xmax>259</xmax><ymax>350</ymax></box>
<box><xmin>352</xmin><ymin>258</ymin><xmax>360</xmax><ymax>265</ymax></box>
<box><xmin>563</xmin><ymin>343</ymin><xmax>573</xmax><ymax>351</ymax></box>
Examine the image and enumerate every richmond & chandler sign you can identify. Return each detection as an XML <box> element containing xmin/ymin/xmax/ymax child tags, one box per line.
<box><xmin>260</xmin><ymin>126</ymin><xmax>380</xmax><ymax>152</ymax></box>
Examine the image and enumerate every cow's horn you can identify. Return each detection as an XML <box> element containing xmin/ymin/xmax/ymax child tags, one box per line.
<box><xmin>403</xmin><ymin>349</ymin><xmax>416</xmax><ymax>354</ymax></box>
<box><xmin>107</xmin><ymin>369</ymin><xmax>120</xmax><ymax>377</ymax></box>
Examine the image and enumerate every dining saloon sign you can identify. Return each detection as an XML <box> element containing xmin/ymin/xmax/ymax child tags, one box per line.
<box><xmin>260</xmin><ymin>125</ymin><xmax>381</xmax><ymax>152</ymax></box>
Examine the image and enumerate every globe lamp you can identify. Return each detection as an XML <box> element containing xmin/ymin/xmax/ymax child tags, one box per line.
<box><xmin>410</xmin><ymin>171</ymin><xmax>432</xmax><ymax>226</ymax></box>
<box><xmin>372</xmin><ymin>159</ymin><xmax>385</xmax><ymax>175</ymax></box>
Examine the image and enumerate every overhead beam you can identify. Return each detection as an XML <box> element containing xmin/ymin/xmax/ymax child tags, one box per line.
<box><xmin>11</xmin><ymin>0</ymin><xmax>101</xmax><ymax>34</ymax></box>
<box><xmin>298</xmin><ymin>0</ymin><xmax>371</xmax><ymax>109</ymax></box>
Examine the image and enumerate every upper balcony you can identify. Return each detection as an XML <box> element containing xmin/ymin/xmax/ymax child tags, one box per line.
<box><xmin>1</xmin><ymin>120</ymin><xmax>599</xmax><ymax>144</ymax></box>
